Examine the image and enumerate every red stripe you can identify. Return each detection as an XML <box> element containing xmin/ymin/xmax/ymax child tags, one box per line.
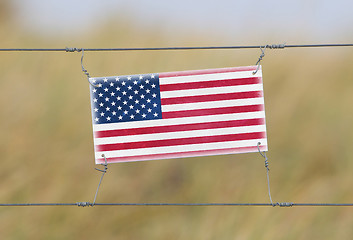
<box><xmin>96</xmin><ymin>132</ymin><xmax>266</xmax><ymax>152</ymax></box>
<box><xmin>96</xmin><ymin>145</ymin><xmax>268</xmax><ymax>163</ymax></box>
<box><xmin>95</xmin><ymin>118</ymin><xmax>265</xmax><ymax>138</ymax></box>
<box><xmin>159</xmin><ymin>77</ymin><xmax>261</xmax><ymax>92</ymax></box>
<box><xmin>159</xmin><ymin>66</ymin><xmax>257</xmax><ymax>78</ymax></box>
<box><xmin>161</xmin><ymin>91</ymin><xmax>262</xmax><ymax>105</ymax></box>
<box><xmin>162</xmin><ymin>104</ymin><xmax>264</xmax><ymax>119</ymax></box>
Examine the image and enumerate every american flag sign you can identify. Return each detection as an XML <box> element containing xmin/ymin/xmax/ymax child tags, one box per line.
<box><xmin>90</xmin><ymin>66</ymin><xmax>268</xmax><ymax>164</ymax></box>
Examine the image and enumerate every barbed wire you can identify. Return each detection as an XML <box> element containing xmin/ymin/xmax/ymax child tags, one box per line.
<box><xmin>0</xmin><ymin>43</ymin><xmax>352</xmax><ymax>52</ymax></box>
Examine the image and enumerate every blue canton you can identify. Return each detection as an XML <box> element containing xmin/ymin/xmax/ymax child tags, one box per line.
<box><xmin>90</xmin><ymin>74</ymin><xmax>162</xmax><ymax>124</ymax></box>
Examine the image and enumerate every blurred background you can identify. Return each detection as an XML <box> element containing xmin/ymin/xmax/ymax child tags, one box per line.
<box><xmin>1</xmin><ymin>0</ymin><xmax>353</xmax><ymax>239</ymax></box>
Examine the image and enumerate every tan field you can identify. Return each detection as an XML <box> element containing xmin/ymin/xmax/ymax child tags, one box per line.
<box><xmin>1</xmin><ymin>3</ymin><xmax>353</xmax><ymax>239</ymax></box>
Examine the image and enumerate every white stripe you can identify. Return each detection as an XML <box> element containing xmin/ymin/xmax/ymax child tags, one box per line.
<box><xmin>95</xmin><ymin>138</ymin><xmax>268</xmax><ymax>159</ymax></box>
<box><xmin>162</xmin><ymin>97</ymin><xmax>264</xmax><ymax>112</ymax></box>
<box><xmin>94</xmin><ymin>125</ymin><xmax>266</xmax><ymax>145</ymax></box>
<box><xmin>160</xmin><ymin>84</ymin><xmax>263</xmax><ymax>99</ymax></box>
<box><xmin>93</xmin><ymin>111</ymin><xmax>266</xmax><ymax>131</ymax></box>
<box><xmin>159</xmin><ymin>70</ymin><xmax>262</xmax><ymax>85</ymax></box>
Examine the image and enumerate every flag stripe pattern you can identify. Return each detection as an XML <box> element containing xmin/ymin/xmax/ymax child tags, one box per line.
<box><xmin>90</xmin><ymin>66</ymin><xmax>267</xmax><ymax>164</ymax></box>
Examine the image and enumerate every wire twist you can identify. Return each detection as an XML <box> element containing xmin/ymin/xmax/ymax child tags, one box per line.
<box><xmin>76</xmin><ymin>202</ymin><xmax>92</xmax><ymax>207</ymax></box>
<box><xmin>80</xmin><ymin>49</ymin><xmax>98</xmax><ymax>87</ymax></box>
<box><xmin>92</xmin><ymin>154</ymin><xmax>109</xmax><ymax>206</ymax></box>
<box><xmin>253</xmin><ymin>46</ymin><xmax>266</xmax><ymax>75</ymax></box>
<box><xmin>257</xmin><ymin>142</ymin><xmax>274</xmax><ymax>206</ymax></box>
<box><xmin>65</xmin><ymin>47</ymin><xmax>82</xmax><ymax>53</ymax></box>
<box><xmin>266</xmin><ymin>44</ymin><xmax>286</xmax><ymax>49</ymax></box>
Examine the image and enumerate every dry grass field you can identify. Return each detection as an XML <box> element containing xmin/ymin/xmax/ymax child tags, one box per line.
<box><xmin>1</xmin><ymin>7</ymin><xmax>353</xmax><ymax>239</ymax></box>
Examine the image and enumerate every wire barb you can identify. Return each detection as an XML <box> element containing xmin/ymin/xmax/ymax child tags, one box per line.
<box><xmin>266</xmin><ymin>43</ymin><xmax>286</xmax><ymax>49</ymax></box>
<box><xmin>76</xmin><ymin>202</ymin><xmax>93</xmax><ymax>207</ymax></box>
<box><xmin>92</xmin><ymin>154</ymin><xmax>109</xmax><ymax>206</ymax></box>
<box><xmin>276</xmin><ymin>202</ymin><xmax>294</xmax><ymax>207</ymax></box>
<box><xmin>65</xmin><ymin>47</ymin><xmax>82</xmax><ymax>53</ymax></box>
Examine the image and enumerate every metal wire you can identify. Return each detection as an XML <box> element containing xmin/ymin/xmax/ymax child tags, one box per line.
<box><xmin>257</xmin><ymin>142</ymin><xmax>273</xmax><ymax>205</ymax></box>
<box><xmin>0</xmin><ymin>202</ymin><xmax>353</xmax><ymax>207</ymax></box>
<box><xmin>0</xmin><ymin>43</ymin><xmax>352</xmax><ymax>52</ymax></box>
<box><xmin>92</xmin><ymin>154</ymin><xmax>109</xmax><ymax>206</ymax></box>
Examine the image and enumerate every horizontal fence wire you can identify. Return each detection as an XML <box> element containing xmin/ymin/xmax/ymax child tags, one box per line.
<box><xmin>1</xmin><ymin>202</ymin><xmax>353</xmax><ymax>207</ymax></box>
<box><xmin>0</xmin><ymin>43</ymin><xmax>353</xmax><ymax>52</ymax></box>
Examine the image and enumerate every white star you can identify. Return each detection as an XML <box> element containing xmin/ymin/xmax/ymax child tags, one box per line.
<box><xmin>151</xmin><ymin>84</ymin><xmax>156</xmax><ymax>88</ymax></box>
<box><xmin>122</xmin><ymin>91</ymin><xmax>127</xmax><ymax>95</ymax></box>
<box><xmin>128</xmin><ymin>95</ymin><xmax>133</xmax><ymax>100</ymax></box>
<box><xmin>128</xmin><ymin>86</ymin><xmax>132</xmax><ymax>90</ymax></box>
<box><xmin>141</xmin><ymin>104</ymin><xmax>146</xmax><ymax>108</ymax></box>
<box><xmin>100</xmin><ymin>112</ymin><xmax>105</xmax><ymax>117</ymax></box>
<box><xmin>135</xmin><ymin>99</ymin><xmax>139</xmax><ymax>104</ymax></box>
<box><xmin>122</xmin><ymin>81</ymin><xmax>126</xmax><ymax>86</ymax></box>
<box><xmin>139</xmin><ymin>75</ymin><xmax>143</xmax><ymax>80</ymax></box>
<box><xmin>151</xmin><ymin>74</ymin><xmax>155</xmax><ymax>79</ymax></box>
<box><xmin>140</xmin><ymin>94</ymin><xmax>145</xmax><ymax>99</ymax></box>
<box><xmin>147</xmin><ymin>108</ymin><xmax>152</xmax><ymax>113</ymax></box>
<box><xmin>146</xmin><ymin>89</ymin><xmax>151</xmax><ymax>94</ymax></box>
<box><xmin>152</xmin><ymin>93</ymin><xmax>157</xmax><ymax>98</ymax></box>
<box><xmin>99</xmin><ymin>102</ymin><xmax>104</xmax><ymax>107</ymax></box>
<box><xmin>147</xmin><ymin>99</ymin><xmax>151</xmax><ymax>103</ymax></box>
<box><xmin>118</xmin><ymin>115</ymin><xmax>123</xmax><ymax>120</ymax></box>
<box><xmin>124</xmin><ymin>110</ymin><xmax>128</xmax><ymax>115</ymax></box>
<box><xmin>103</xmin><ymin>78</ymin><xmax>108</xmax><ymax>82</ymax></box>
<box><xmin>127</xmin><ymin>76</ymin><xmax>132</xmax><ymax>80</ymax></box>
<box><xmin>98</xmin><ymin>83</ymin><xmax>102</xmax><ymax>88</ymax></box>
<box><xmin>93</xmin><ymin>88</ymin><xmax>97</xmax><ymax>93</ymax></box>
<box><xmin>93</xmin><ymin>98</ymin><xmax>98</xmax><ymax>103</ymax></box>
<box><xmin>117</xmin><ymin>96</ymin><xmax>121</xmax><ymax>101</ymax></box>
<box><xmin>94</xmin><ymin>108</ymin><xmax>98</xmax><ymax>112</ymax></box>
<box><xmin>145</xmin><ymin>79</ymin><xmax>150</xmax><ymax>84</ymax></box>
<box><xmin>91</xmin><ymin>78</ymin><xmax>96</xmax><ymax>83</ymax></box>
<box><xmin>153</xmin><ymin>103</ymin><xmax>158</xmax><ymax>107</ymax></box>
<box><xmin>112</xmin><ymin>111</ymin><xmax>117</xmax><ymax>116</ymax></box>
<box><xmin>133</xmin><ymin>80</ymin><xmax>138</xmax><ymax>85</ymax></box>
<box><xmin>116</xmin><ymin>87</ymin><xmax>121</xmax><ymax>91</ymax></box>
<box><xmin>135</xmin><ymin>109</ymin><xmax>140</xmax><ymax>114</ymax></box>
<box><xmin>153</xmin><ymin>112</ymin><xmax>158</xmax><ymax>117</ymax></box>
<box><xmin>95</xmin><ymin>117</ymin><xmax>99</xmax><ymax>122</ymax></box>
<box><xmin>111</xmin><ymin>102</ymin><xmax>116</xmax><ymax>106</ymax></box>
<box><xmin>105</xmin><ymin>97</ymin><xmax>110</xmax><ymax>102</ymax></box>
<box><xmin>123</xmin><ymin>101</ymin><xmax>128</xmax><ymax>105</ymax></box>
<box><xmin>134</xmin><ymin>90</ymin><xmax>139</xmax><ymax>95</ymax></box>
<box><xmin>130</xmin><ymin>114</ymin><xmax>135</xmax><ymax>119</ymax></box>
<box><xmin>139</xmin><ymin>85</ymin><xmax>144</xmax><ymax>89</ymax></box>
<box><xmin>106</xmin><ymin>107</ymin><xmax>110</xmax><ymax>111</ymax></box>
<box><xmin>115</xmin><ymin>77</ymin><xmax>120</xmax><ymax>81</ymax></box>
<box><xmin>129</xmin><ymin>105</ymin><xmax>134</xmax><ymax>109</ymax></box>
<box><xmin>106</xmin><ymin>116</ymin><xmax>111</xmax><ymax>121</ymax></box>
<box><xmin>98</xmin><ymin>93</ymin><xmax>103</xmax><ymax>97</ymax></box>
<box><xmin>110</xmin><ymin>82</ymin><xmax>114</xmax><ymax>87</ymax></box>
<box><xmin>118</xmin><ymin>106</ymin><xmax>122</xmax><ymax>110</ymax></box>
<box><xmin>104</xmin><ymin>88</ymin><xmax>109</xmax><ymax>92</ymax></box>
<box><xmin>142</xmin><ymin>114</ymin><xmax>147</xmax><ymax>118</ymax></box>
<box><xmin>110</xmin><ymin>92</ymin><xmax>115</xmax><ymax>96</ymax></box>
